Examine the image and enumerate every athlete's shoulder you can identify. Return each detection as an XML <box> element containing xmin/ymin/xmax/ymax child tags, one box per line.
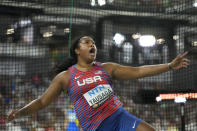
<box><xmin>102</xmin><ymin>62</ymin><xmax>120</xmax><ymax>69</ymax></box>
<box><xmin>53</xmin><ymin>70</ymin><xmax>70</xmax><ymax>91</ymax></box>
<box><xmin>54</xmin><ymin>70</ymin><xmax>69</xmax><ymax>83</ymax></box>
<box><xmin>99</xmin><ymin>62</ymin><xmax>118</xmax><ymax>78</ymax></box>
<box><xmin>57</xmin><ymin>70</ymin><xmax>69</xmax><ymax>78</ymax></box>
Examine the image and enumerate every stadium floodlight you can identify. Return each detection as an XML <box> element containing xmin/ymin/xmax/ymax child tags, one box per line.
<box><xmin>113</xmin><ymin>33</ymin><xmax>125</xmax><ymax>47</ymax></box>
<box><xmin>138</xmin><ymin>35</ymin><xmax>156</xmax><ymax>47</ymax></box>
<box><xmin>19</xmin><ymin>19</ymin><xmax>31</xmax><ymax>27</ymax></box>
<box><xmin>91</xmin><ymin>0</ymin><xmax>113</xmax><ymax>6</ymax></box>
<box><xmin>192</xmin><ymin>41</ymin><xmax>197</xmax><ymax>46</ymax></box>
<box><xmin>91</xmin><ymin>0</ymin><xmax>96</xmax><ymax>6</ymax></box>
<box><xmin>7</xmin><ymin>29</ymin><xmax>15</xmax><ymax>35</ymax></box>
<box><xmin>64</xmin><ymin>28</ymin><xmax>70</xmax><ymax>33</ymax></box>
<box><xmin>157</xmin><ymin>38</ymin><xmax>165</xmax><ymax>44</ymax></box>
<box><xmin>193</xmin><ymin>0</ymin><xmax>197</xmax><ymax>7</ymax></box>
<box><xmin>173</xmin><ymin>35</ymin><xmax>179</xmax><ymax>40</ymax></box>
<box><xmin>98</xmin><ymin>0</ymin><xmax>106</xmax><ymax>6</ymax></box>
<box><xmin>108</xmin><ymin>0</ymin><xmax>114</xmax><ymax>4</ymax></box>
<box><xmin>132</xmin><ymin>33</ymin><xmax>141</xmax><ymax>39</ymax></box>
<box><xmin>43</xmin><ymin>32</ymin><xmax>53</xmax><ymax>38</ymax></box>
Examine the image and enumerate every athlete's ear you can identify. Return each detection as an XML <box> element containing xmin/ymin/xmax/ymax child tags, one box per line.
<box><xmin>75</xmin><ymin>48</ymin><xmax>80</xmax><ymax>55</ymax></box>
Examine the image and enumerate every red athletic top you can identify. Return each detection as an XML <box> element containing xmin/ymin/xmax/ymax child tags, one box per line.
<box><xmin>67</xmin><ymin>62</ymin><xmax>122</xmax><ymax>131</ymax></box>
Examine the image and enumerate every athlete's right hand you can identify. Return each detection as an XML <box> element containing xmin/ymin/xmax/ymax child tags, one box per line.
<box><xmin>6</xmin><ymin>110</ymin><xmax>19</xmax><ymax>122</ymax></box>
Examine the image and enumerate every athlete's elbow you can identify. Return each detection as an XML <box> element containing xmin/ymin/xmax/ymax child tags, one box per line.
<box><xmin>37</xmin><ymin>98</ymin><xmax>49</xmax><ymax>110</ymax></box>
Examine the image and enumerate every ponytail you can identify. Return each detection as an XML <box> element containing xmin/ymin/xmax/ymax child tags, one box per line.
<box><xmin>52</xmin><ymin>37</ymin><xmax>80</xmax><ymax>76</ymax></box>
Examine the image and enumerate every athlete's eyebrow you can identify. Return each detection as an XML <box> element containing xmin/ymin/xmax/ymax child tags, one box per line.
<box><xmin>81</xmin><ymin>39</ymin><xmax>95</xmax><ymax>44</ymax></box>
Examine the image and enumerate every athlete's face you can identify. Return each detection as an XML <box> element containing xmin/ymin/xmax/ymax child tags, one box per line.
<box><xmin>75</xmin><ymin>36</ymin><xmax>97</xmax><ymax>63</ymax></box>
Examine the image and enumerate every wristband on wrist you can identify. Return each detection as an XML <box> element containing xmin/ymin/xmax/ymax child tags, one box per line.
<box><xmin>168</xmin><ymin>63</ymin><xmax>173</xmax><ymax>70</ymax></box>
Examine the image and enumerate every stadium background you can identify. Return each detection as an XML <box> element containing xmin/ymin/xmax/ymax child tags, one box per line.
<box><xmin>0</xmin><ymin>0</ymin><xmax>197</xmax><ymax>130</ymax></box>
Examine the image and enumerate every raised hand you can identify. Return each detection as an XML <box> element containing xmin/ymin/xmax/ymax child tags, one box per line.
<box><xmin>169</xmin><ymin>52</ymin><xmax>190</xmax><ymax>70</ymax></box>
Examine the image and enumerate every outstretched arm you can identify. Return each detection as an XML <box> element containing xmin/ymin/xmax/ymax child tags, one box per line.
<box><xmin>6</xmin><ymin>71</ymin><xmax>69</xmax><ymax>122</ymax></box>
<box><xmin>103</xmin><ymin>52</ymin><xmax>189</xmax><ymax>80</ymax></box>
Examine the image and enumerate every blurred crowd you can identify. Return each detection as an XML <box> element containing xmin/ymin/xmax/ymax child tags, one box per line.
<box><xmin>0</xmin><ymin>76</ymin><xmax>197</xmax><ymax>131</ymax></box>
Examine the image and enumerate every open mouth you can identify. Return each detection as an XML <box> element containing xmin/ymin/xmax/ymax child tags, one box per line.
<box><xmin>89</xmin><ymin>48</ymin><xmax>95</xmax><ymax>54</ymax></box>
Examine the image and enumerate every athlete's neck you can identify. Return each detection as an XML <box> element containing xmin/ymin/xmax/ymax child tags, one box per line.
<box><xmin>76</xmin><ymin>62</ymin><xmax>95</xmax><ymax>71</ymax></box>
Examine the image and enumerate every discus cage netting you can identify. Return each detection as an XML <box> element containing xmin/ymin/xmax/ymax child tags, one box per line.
<box><xmin>0</xmin><ymin>0</ymin><xmax>197</xmax><ymax>131</ymax></box>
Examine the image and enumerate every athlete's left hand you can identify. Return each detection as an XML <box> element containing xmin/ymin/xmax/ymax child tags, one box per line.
<box><xmin>169</xmin><ymin>52</ymin><xmax>190</xmax><ymax>70</ymax></box>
